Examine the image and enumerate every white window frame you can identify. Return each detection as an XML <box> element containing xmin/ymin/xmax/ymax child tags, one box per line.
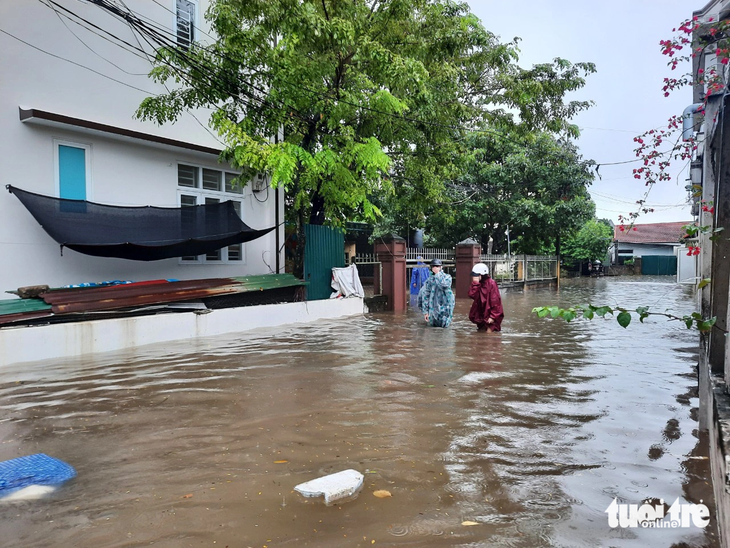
<box><xmin>53</xmin><ymin>139</ymin><xmax>92</xmax><ymax>200</ymax></box>
<box><xmin>177</xmin><ymin>163</ymin><xmax>247</xmax><ymax>265</ymax></box>
<box><xmin>175</xmin><ymin>0</ymin><xmax>197</xmax><ymax>50</ymax></box>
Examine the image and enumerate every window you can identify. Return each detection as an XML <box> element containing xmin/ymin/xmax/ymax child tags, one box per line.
<box><xmin>176</xmin><ymin>0</ymin><xmax>196</xmax><ymax>50</ymax></box>
<box><xmin>178</xmin><ymin>163</ymin><xmax>245</xmax><ymax>264</ymax></box>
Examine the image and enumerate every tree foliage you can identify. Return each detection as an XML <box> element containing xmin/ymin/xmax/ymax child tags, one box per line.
<box><xmin>561</xmin><ymin>218</ymin><xmax>613</xmax><ymax>266</ymax></box>
<box><xmin>415</xmin><ymin>132</ymin><xmax>595</xmax><ymax>254</ymax></box>
<box><xmin>134</xmin><ymin>0</ymin><xmax>595</xmax><ymax>274</ymax></box>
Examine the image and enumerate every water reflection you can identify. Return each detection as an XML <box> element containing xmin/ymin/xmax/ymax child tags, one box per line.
<box><xmin>0</xmin><ymin>277</ymin><xmax>718</xmax><ymax>547</ymax></box>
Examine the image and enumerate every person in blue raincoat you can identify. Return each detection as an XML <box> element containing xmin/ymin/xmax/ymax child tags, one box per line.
<box><xmin>417</xmin><ymin>259</ymin><xmax>455</xmax><ymax>328</ymax></box>
<box><xmin>410</xmin><ymin>256</ymin><xmax>430</xmax><ymax>296</ymax></box>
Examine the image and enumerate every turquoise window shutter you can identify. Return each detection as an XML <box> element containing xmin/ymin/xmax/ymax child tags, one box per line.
<box><xmin>58</xmin><ymin>145</ymin><xmax>86</xmax><ymax>200</ymax></box>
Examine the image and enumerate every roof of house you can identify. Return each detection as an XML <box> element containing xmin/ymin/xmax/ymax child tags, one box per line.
<box><xmin>614</xmin><ymin>221</ymin><xmax>691</xmax><ymax>244</ymax></box>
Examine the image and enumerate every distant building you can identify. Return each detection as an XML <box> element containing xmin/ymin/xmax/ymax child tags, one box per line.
<box><xmin>611</xmin><ymin>221</ymin><xmax>690</xmax><ymax>264</ymax></box>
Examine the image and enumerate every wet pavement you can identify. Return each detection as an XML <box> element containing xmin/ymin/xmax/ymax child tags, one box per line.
<box><xmin>0</xmin><ymin>277</ymin><xmax>719</xmax><ymax>547</ymax></box>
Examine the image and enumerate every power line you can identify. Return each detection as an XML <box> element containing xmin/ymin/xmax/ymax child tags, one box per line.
<box><xmin>40</xmin><ymin>0</ymin><xmax>150</xmax><ymax>75</ymax></box>
<box><xmin>0</xmin><ymin>27</ymin><xmax>155</xmax><ymax>95</ymax></box>
<box><xmin>590</xmin><ymin>190</ymin><xmax>689</xmax><ymax>207</ymax></box>
<box><xmin>28</xmin><ymin>0</ymin><xmax>698</xmax><ymax>175</ymax></box>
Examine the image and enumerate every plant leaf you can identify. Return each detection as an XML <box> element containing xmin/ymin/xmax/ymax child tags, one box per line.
<box><xmin>616</xmin><ymin>311</ymin><xmax>631</xmax><ymax>328</ymax></box>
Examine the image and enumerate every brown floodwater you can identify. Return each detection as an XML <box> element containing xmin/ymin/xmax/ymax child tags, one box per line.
<box><xmin>0</xmin><ymin>277</ymin><xmax>719</xmax><ymax>548</ymax></box>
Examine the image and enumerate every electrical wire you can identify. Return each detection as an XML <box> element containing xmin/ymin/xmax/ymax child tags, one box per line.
<box><xmin>51</xmin><ymin>0</ymin><xmax>662</xmax><ymax>176</ymax></box>
<box><xmin>79</xmin><ymin>0</ymin><xmax>712</xmax><ymax>181</ymax></box>
<box><xmin>590</xmin><ymin>190</ymin><xmax>689</xmax><ymax>207</ymax></box>
<box><xmin>28</xmin><ymin>0</ymin><xmax>703</xmax><ymax>176</ymax></box>
<box><xmin>40</xmin><ymin>0</ymin><xmax>150</xmax><ymax>74</ymax></box>
<box><xmin>70</xmin><ymin>0</ymin><xmax>297</xmax><ymax>123</ymax></box>
<box><xmin>81</xmin><ymin>0</ymin><xmax>577</xmax><ymax>151</ymax></box>
<box><xmin>0</xmin><ymin>27</ymin><xmax>155</xmax><ymax>95</ymax></box>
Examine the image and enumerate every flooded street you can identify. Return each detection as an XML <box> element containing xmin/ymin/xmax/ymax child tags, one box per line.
<box><xmin>0</xmin><ymin>277</ymin><xmax>718</xmax><ymax>547</ymax></box>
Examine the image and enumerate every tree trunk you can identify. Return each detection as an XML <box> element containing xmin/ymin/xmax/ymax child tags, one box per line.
<box><xmin>309</xmin><ymin>191</ymin><xmax>325</xmax><ymax>225</ymax></box>
<box><xmin>293</xmin><ymin>207</ymin><xmax>306</xmax><ymax>280</ymax></box>
<box><xmin>290</xmin><ymin>120</ymin><xmax>319</xmax><ymax>280</ymax></box>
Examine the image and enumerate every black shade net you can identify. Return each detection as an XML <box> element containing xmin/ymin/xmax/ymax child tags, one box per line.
<box><xmin>7</xmin><ymin>185</ymin><xmax>275</xmax><ymax>261</ymax></box>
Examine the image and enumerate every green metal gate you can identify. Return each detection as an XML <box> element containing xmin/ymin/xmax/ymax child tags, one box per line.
<box><xmin>304</xmin><ymin>224</ymin><xmax>345</xmax><ymax>300</ymax></box>
<box><xmin>641</xmin><ymin>255</ymin><xmax>677</xmax><ymax>276</ymax></box>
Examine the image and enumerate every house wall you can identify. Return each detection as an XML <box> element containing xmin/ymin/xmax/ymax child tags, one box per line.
<box><xmin>616</xmin><ymin>242</ymin><xmax>680</xmax><ymax>257</ymax></box>
<box><xmin>693</xmin><ymin>3</ymin><xmax>730</xmax><ymax>543</ymax></box>
<box><xmin>0</xmin><ymin>0</ymin><xmax>284</xmax><ymax>292</ymax></box>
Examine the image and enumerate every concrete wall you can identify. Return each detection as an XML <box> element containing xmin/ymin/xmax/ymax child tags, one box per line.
<box><xmin>693</xmin><ymin>34</ymin><xmax>730</xmax><ymax>545</ymax></box>
<box><xmin>0</xmin><ymin>298</ymin><xmax>364</xmax><ymax>367</ymax></box>
<box><xmin>0</xmin><ymin>0</ymin><xmax>284</xmax><ymax>292</ymax></box>
<box><xmin>616</xmin><ymin>242</ymin><xmax>680</xmax><ymax>257</ymax></box>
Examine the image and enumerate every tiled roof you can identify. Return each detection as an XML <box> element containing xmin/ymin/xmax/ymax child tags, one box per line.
<box><xmin>614</xmin><ymin>221</ymin><xmax>691</xmax><ymax>244</ymax></box>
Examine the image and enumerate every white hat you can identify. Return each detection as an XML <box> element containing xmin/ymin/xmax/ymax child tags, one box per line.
<box><xmin>471</xmin><ymin>263</ymin><xmax>489</xmax><ymax>276</ymax></box>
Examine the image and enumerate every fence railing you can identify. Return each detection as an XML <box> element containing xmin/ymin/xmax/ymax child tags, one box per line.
<box><xmin>405</xmin><ymin>248</ymin><xmax>453</xmax><ymax>262</ymax></box>
<box><xmin>352</xmin><ymin>249</ymin><xmax>558</xmax><ymax>287</ymax></box>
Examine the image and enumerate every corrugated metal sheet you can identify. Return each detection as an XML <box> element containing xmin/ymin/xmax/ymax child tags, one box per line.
<box><xmin>42</xmin><ymin>275</ymin><xmax>307</xmax><ymax>314</ymax></box>
<box><xmin>42</xmin><ymin>278</ymin><xmax>231</xmax><ymax>305</ymax></box>
<box><xmin>232</xmin><ymin>274</ymin><xmax>308</xmax><ymax>290</ymax></box>
<box><xmin>0</xmin><ymin>298</ymin><xmax>53</xmax><ymax>326</ymax></box>
<box><xmin>0</xmin><ymin>275</ymin><xmax>307</xmax><ymax>326</ymax></box>
<box><xmin>0</xmin><ymin>298</ymin><xmax>52</xmax><ymax>315</ymax></box>
<box><xmin>304</xmin><ymin>225</ymin><xmax>345</xmax><ymax>300</ymax></box>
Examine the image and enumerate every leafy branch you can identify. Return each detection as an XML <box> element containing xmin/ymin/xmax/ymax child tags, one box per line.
<box><xmin>532</xmin><ymin>304</ymin><xmax>716</xmax><ymax>332</ymax></box>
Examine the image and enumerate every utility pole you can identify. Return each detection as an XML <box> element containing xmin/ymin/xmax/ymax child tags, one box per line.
<box><xmin>506</xmin><ymin>225</ymin><xmax>511</xmax><ymax>259</ymax></box>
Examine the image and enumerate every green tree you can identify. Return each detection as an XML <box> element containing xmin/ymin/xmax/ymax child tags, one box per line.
<box><xmin>561</xmin><ymin>218</ymin><xmax>613</xmax><ymax>267</ymax></box>
<box><xmin>420</xmin><ymin>132</ymin><xmax>595</xmax><ymax>254</ymax></box>
<box><xmin>132</xmin><ymin>0</ymin><xmax>594</xmax><ymax>275</ymax></box>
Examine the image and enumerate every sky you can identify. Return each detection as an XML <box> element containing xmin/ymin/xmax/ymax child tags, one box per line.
<box><xmin>467</xmin><ymin>0</ymin><xmax>696</xmax><ymax>225</ymax></box>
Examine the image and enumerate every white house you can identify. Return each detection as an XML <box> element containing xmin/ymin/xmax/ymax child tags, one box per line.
<box><xmin>0</xmin><ymin>0</ymin><xmax>284</xmax><ymax>294</ymax></box>
<box><xmin>611</xmin><ymin>221</ymin><xmax>690</xmax><ymax>263</ymax></box>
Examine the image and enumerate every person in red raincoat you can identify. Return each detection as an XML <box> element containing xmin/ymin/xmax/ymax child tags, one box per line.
<box><xmin>468</xmin><ymin>263</ymin><xmax>504</xmax><ymax>332</ymax></box>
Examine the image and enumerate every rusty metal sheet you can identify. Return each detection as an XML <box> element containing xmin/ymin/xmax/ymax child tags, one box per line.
<box><xmin>0</xmin><ymin>310</ymin><xmax>53</xmax><ymax>326</ymax></box>
<box><xmin>43</xmin><ymin>278</ymin><xmax>236</xmax><ymax>305</ymax></box>
<box><xmin>50</xmin><ymin>284</ymin><xmax>243</xmax><ymax>314</ymax></box>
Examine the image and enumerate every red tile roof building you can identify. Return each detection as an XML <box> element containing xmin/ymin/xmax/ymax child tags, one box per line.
<box><xmin>613</xmin><ymin>221</ymin><xmax>691</xmax><ymax>244</ymax></box>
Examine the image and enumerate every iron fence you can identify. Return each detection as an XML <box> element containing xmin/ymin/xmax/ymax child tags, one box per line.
<box><xmin>523</xmin><ymin>255</ymin><xmax>559</xmax><ymax>281</ymax></box>
<box><xmin>405</xmin><ymin>248</ymin><xmax>453</xmax><ymax>262</ymax></box>
<box><xmin>479</xmin><ymin>254</ymin><xmax>518</xmax><ymax>282</ymax></box>
<box><xmin>352</xmin><ymin>249</ymin><xmax>558</xmax><ymax>293</ymax></box>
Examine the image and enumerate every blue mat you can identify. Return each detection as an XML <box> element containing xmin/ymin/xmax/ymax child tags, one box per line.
<box><xmin>0</xmin><ymin>454</ymin><xmax>76</xmax><ymax>494</ymax></box>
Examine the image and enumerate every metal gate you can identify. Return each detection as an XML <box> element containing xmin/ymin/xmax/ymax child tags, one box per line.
<box><xmin>304</xmin><ymin>224</ymin><xmax>345</xmax><ymax>300</ymax></box>
<box><xmin>641</xmin><ymin>255</ymin><xmax>678</xmax><ymax>276</ymax></box>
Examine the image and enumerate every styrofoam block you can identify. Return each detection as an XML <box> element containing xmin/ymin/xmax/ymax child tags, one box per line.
<box><xmin>294</xmin><ymin>469</ymin><xmax>364</xmax><ymax>504</ymax></box>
